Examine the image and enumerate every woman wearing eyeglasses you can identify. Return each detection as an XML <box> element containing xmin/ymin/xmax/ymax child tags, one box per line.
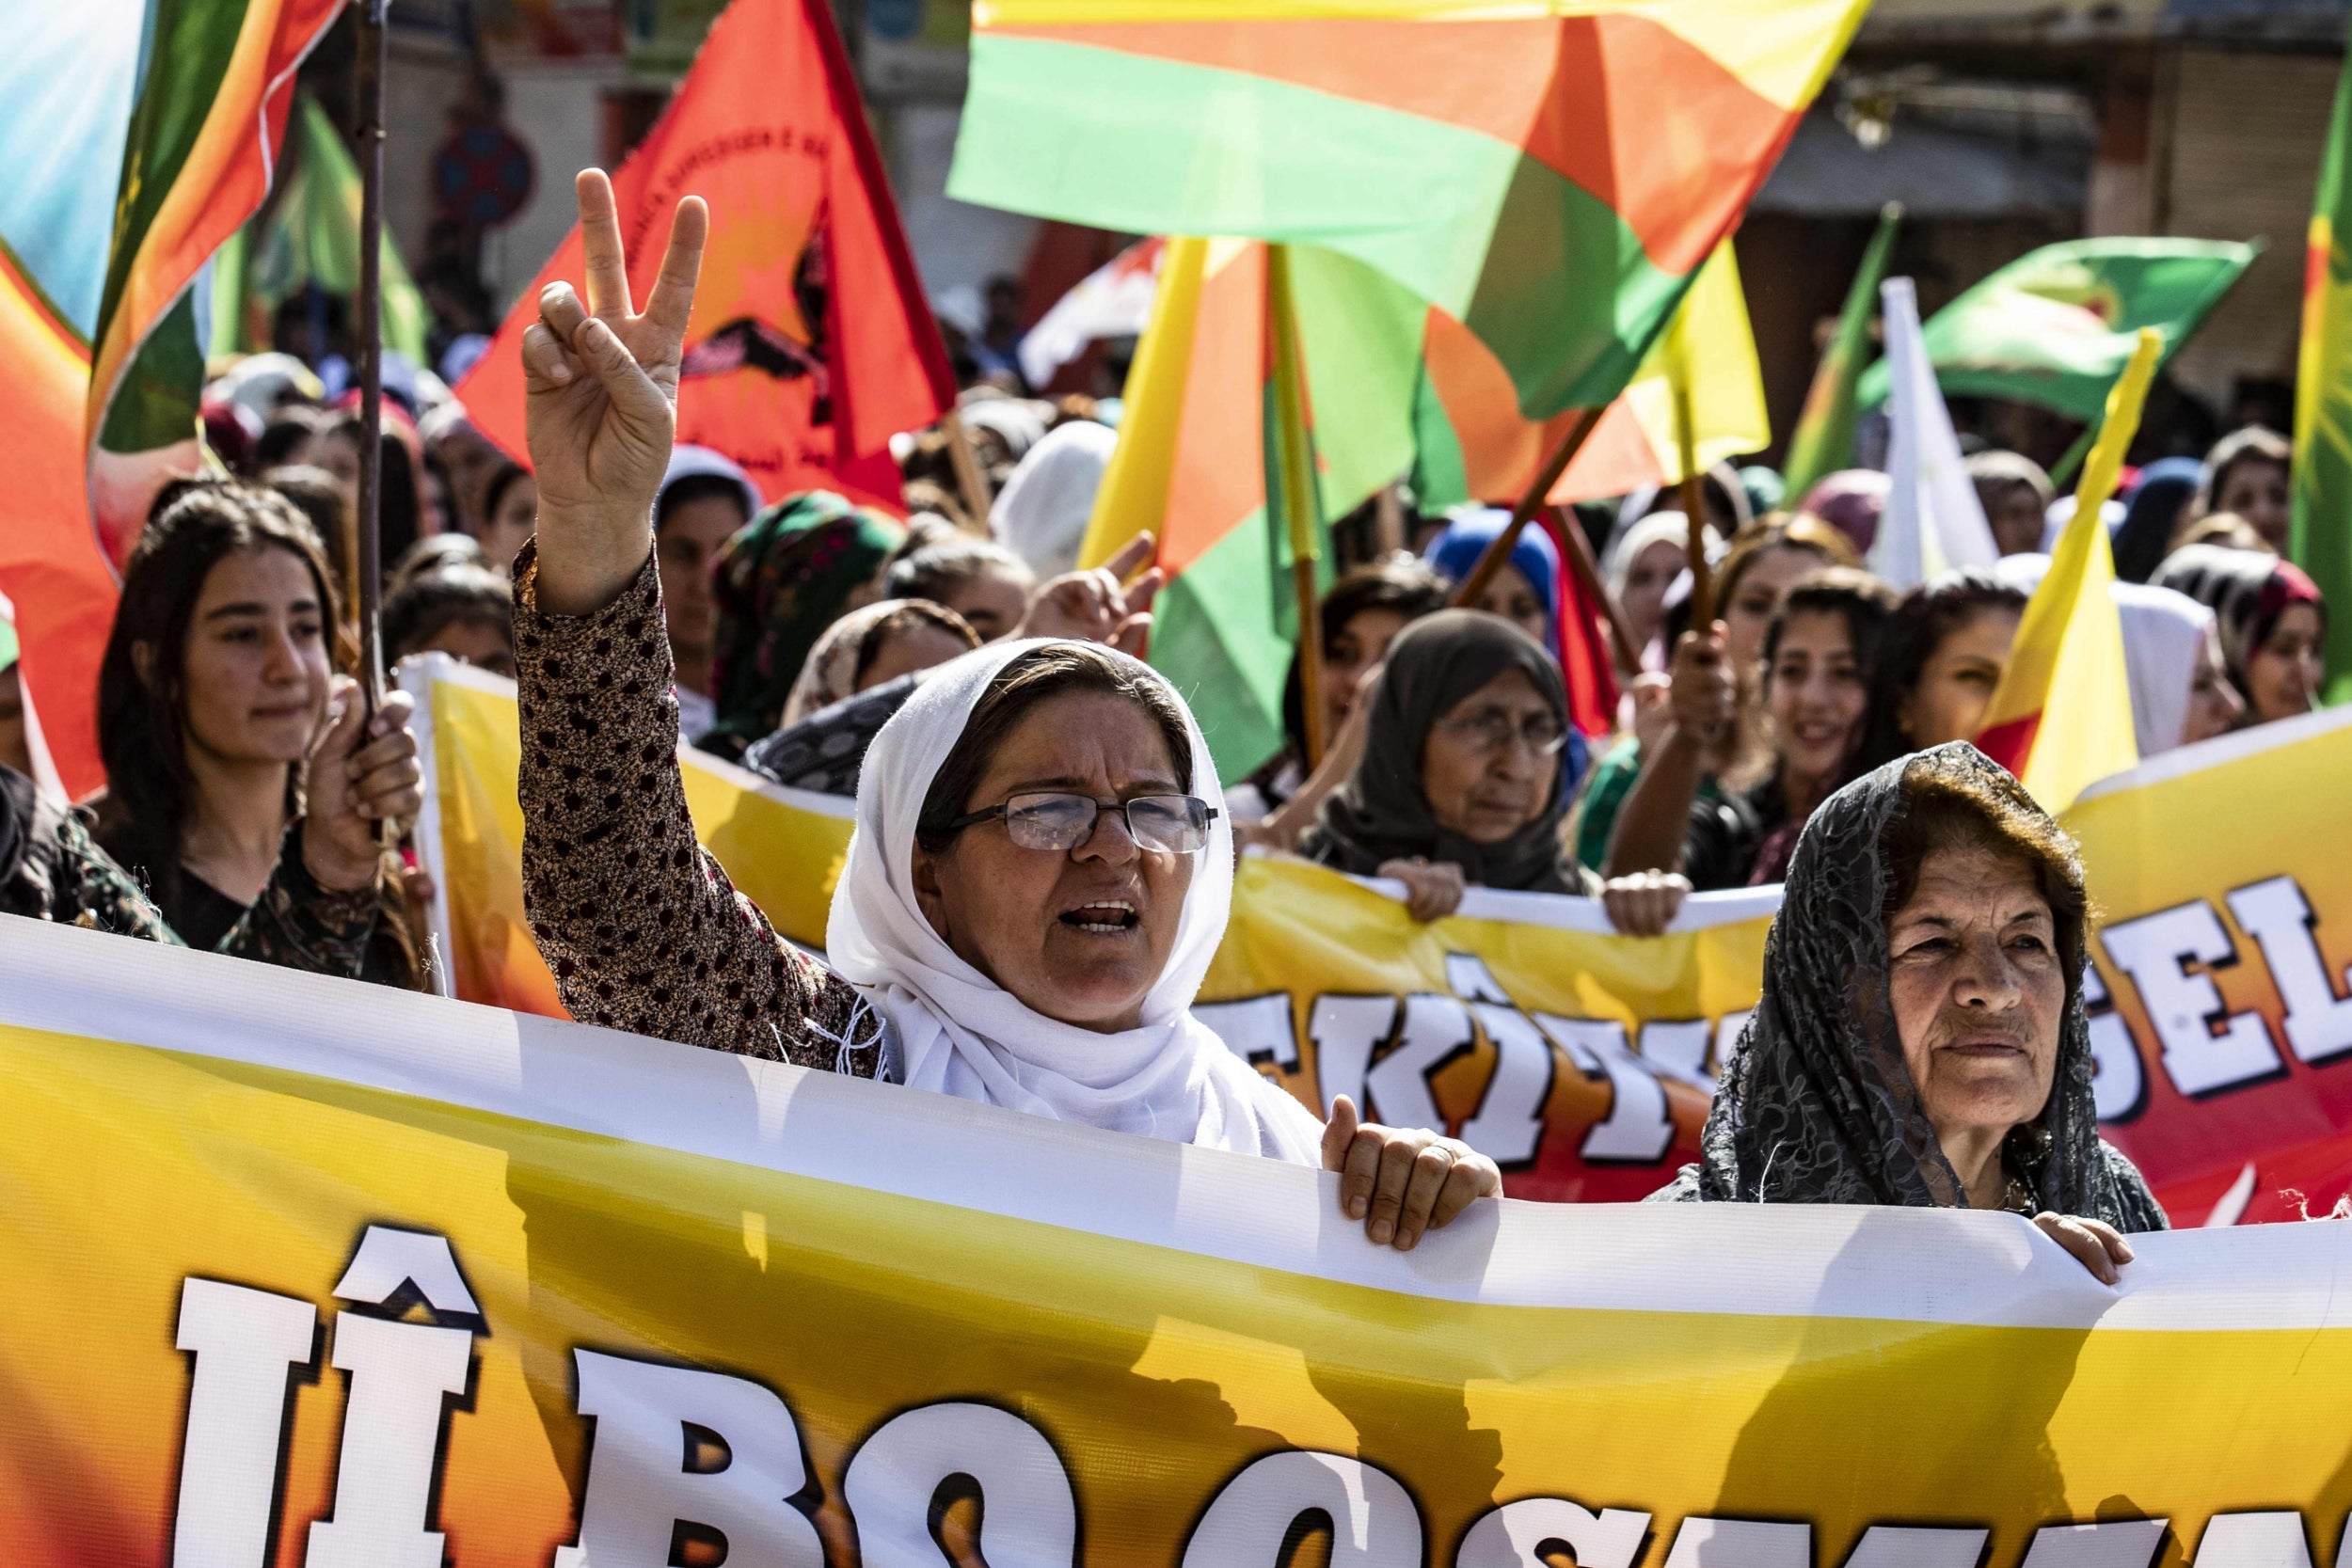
<box><xmin>506</xmin><ymin>172</ymin><xmax>1500</xmax><ymax>1252</ymax></box>
<box><xmin>1297</xmin><ymin>610</ymin><xmax>1602</xmax><ymax>924</ymax></box>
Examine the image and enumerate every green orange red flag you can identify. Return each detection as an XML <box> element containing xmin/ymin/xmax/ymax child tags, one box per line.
<box><xmin>87</xmin><ymin>0</ymin><xmax>342</xmax><ymax>565</ymax></box>
<box><xmin>1976</xmin><ymin>331</ymin><xmax>2159</xmax><ymax>815</ymax></box>
<box><xmin>1783</xmin><ymin>202</ymin><xmax>1901</xmax><ymax>501</ymax></box>
<box><xmin>950</xmin><ymin>0</ymin><xmax>1868</xmax><ymax>422</ymax></box>
<box><xmin>2293</xmin><ymin>11</ymin><xmax>2352</xmax><ymax>705</ymax></box>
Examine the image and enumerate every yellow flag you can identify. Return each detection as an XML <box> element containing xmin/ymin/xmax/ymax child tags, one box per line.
<box><xmin>1077</xmin><ymin>236</ymin><xmax>1211</xmax><ymax>570</ymax></box>
<box><xmin>1617</xmin><ymin>240</ymin><xmax>1772</xmax><ymax>487</ymax></box>
<box><xmin>1975</xmin><ymin>328</ymin><xmax>2160</xmax><ymax>813</ymax></box>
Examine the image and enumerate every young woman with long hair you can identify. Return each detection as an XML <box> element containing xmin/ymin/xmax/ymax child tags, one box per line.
<box><xmin>92</xmin><ymin>482</ymin><xmax>427</xmax><ymax>986</ymax></box>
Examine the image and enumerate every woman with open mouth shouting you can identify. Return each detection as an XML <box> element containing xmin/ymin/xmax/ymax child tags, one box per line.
<box><xmin>508</xmin><ymin>171</ymin><xmax>1498</xmax><ymax>1252</ymax></box>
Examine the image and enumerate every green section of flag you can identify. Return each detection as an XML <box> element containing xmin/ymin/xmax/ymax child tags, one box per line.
<box><xmin>1782</xmin><ymin>202</ymin><xmax>1899</xmax><ymax>499</ymax></box>
<box><xmin>950</xmin><ymin>33</ymin><xmax>1682</xmax><ymax>420</ymax></box>
<box><xmin>1145</xmin><ymin>245</ymin><xmax>1425</xmax><ymax>782</ymax></box>
<box><xmin>95</xmin><ymin>0</ymin><xmax>253</xmax><ymax>458</ymax></box>
<box><xmin>1857</xmin><ymin>238</ymin><xmax>2257</xmax><ymax>422</ymax></box>
<box><xmin>1154</xmin><ymin>508</ymin><xmax>1295</xmax><ymax>781</ymax></box>
<box><xmin>2293</xmin><ymin>11</ymin><xmax>2352</xmax><ymax>705</ymax></box>
<box><xmin>211</xmin><ymin>94</ymin><xmax>429</xmax><ymax>364</ymax></box>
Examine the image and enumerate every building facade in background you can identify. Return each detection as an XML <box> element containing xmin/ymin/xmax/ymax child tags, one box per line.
<box><xmin>352</xmin><ymin>0</ymin><xmax>2343</xmax><ymax>465</ymax></box>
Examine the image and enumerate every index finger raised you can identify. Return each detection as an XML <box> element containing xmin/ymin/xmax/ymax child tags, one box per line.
<box><xmin>575</xmin><ymin>169</ymin><xmax>634</xmax><ymax>320</ymax></box>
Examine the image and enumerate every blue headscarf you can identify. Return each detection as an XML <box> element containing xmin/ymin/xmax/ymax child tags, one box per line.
<box><xmin>1422</xmin><ymin>508</ymin><xmax>1560</xmax><ymax>652</ymax></box>
<box><xmin>2113</xmin><ymin>455</ymin><xmax>2207</xmax><ymax>584</ymax></box>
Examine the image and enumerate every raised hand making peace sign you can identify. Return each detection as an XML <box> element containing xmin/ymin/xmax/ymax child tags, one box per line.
<box><xmin>523</xmin><ymin>169</ymin><xmax>709</xmax><ymax>617</ymax></box>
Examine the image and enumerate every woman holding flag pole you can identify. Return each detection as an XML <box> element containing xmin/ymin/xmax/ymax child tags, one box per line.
<box><xmin>508</xmin><ymin>170</ymin><xmax>1502</xmax><ymax>1252</ymax></box>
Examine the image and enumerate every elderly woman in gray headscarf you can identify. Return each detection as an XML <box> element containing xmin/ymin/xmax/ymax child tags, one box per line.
<box><xmin>1654</xmin><ymin>743</ymin><xmax>2166</xmax><ymax>1282</ymax></box>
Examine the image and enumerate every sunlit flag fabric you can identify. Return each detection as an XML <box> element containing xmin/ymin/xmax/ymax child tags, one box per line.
<box><xmin>0</xmin><ymin>255</ymin><xmax>107</xmax><ymax>798</ymax></box>
<box><xmin>1077</xmin><ymin>239</ymin><xmax>1424</xmax><ymax>777</ymax></box>
<box><xmin>84</xmin><ymin>0</ymin><xmax>342</xmax><ymax>566</ymax></box>
<box><xmin>950</xmin><ymin>0</ymin><xmax>1868</xmax><ymax>425</ymax></box>
<box><xmin>461</xmin><ymin>0</ymin><xmax>954</xmax><ymax>512</ymax></box>
<box><xmin>1872</xmin><ymin>276</ymin><xmax>1998</xmax><ymax>592</ymax></box>
<box><xmin>1976</xmin><ymin>331</ymin><xmax>2160</xmax><ymax>815</ymax></box>
<box><xmin>1411</xmin><ymin>238</ymin><xmax>1770</xmax><ymax>510</ymax></box>
<box><xmin>2294</xmin><ymin>11</ymin><xmax>2352</xmax><ymax>706</ymax></box>
<box><xmin>208</xmin><ymin>94</ymin><xmax>430</xmax><ymax>366</ymax></box>
<box><xmin>1857</xmin><ymin>237</ymin><xmax>2257</xmax><ymax>424</ymax></box>
<box><xmin>0</xmin><ymin>0</ymin><xmax>335</xmax><ymax>793</ymax></box>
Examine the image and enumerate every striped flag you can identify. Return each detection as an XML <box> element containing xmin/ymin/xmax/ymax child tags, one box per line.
<box><xmin>2293</xmin><ymin>11</ymin><xmax>2352</xmax><ymax>705</ymax></box>
<box><xmin>1976</xmin><ymin>330</ymin><xmax>2160</xmax><ymax>814</ymax></box>
<box><xmin>1783</xmin><ymin>201</ymin><xmax>1901</xmax><ymax>499</ymax></box>
<box><xmin>1413</xmin><ymin>237</ymin><xmax>1770</xmax><ymax>509</ymax></box>
<box><xmin>951</xmin><ymin>0</ymin><xmax>1867</xmax><ymax>424</ymax></box>
<box><xmin>1078</xmin><ymin>239</ymin><xmax>1424</xmax><ymax>776</ymax></box>
<box><xmin>86</xmin><ymin>0</ymin><xmax>342</xmax><ymax>565</ymax></box>
<box><xmin>0</xmin><ymin>0</ymin><xmax>330</xmax><ymax>791</ymax></box>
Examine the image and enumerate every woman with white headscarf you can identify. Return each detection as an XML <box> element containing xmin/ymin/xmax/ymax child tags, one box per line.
<box><xmin>506</xmin><ymin>171</ymin><xmax>1498</xmax><ymax>1249</ymax></box>
<box><xmin>1601</xmin><ymin>509</ymin><xmax>1722</xmax><ymax>665</ymax></box>
<box><xmin>992</xmin><ymin>420</ymin><xmax>1119</xmax><ymax>579</ymax></box>
<box><xmin>1993</xmin><ymin>556</ymin><xmax>2232</xmax><ymax>753</ymax></box>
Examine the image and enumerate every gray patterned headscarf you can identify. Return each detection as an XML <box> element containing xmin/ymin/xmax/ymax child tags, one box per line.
<box><xmin>1654</xmin><ymin>742</ymin><xmax>2167</xmax><ymax>1230</ymax></box>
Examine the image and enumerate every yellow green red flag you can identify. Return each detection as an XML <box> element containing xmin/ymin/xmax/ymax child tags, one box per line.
<box><xmin>951</xmin><ymin>0</ymin><xmax>1867</xmax><ymax>425</ymax></box>
<box><xmin>2293</xmin><ymin>8</ymin><xmax>2352</xmax><ymax>705</ymax></box>
<box><xmin>1975</xmin><ymin>330</ymin><xmax>2157</xmax><ymax>814</ymax></box>
<box><xmin>86</xmin><ymin>0</ymin><xmax>342</xmax><ymax>564</ymax></box>
<box><xmin>1416</xmin><ymin>236</ymin><xmax>1771</xmax><ymax>509</ymax></box>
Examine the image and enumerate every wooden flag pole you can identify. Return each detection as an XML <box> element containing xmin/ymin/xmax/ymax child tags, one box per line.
<box><xmin>1449</xmin><ymin>404</ymin><xmax>1607</xmax><ymax>609</ymax></box>
<box><xmin>353</xmin><ymin>0</ymin><xmax>389</xmax><ymax>709</ymax></box>
<box><xmin>1665</xmin><ymin>312</ymin><xmax>1715</xmax><ymax>626</ymax></box>
<box><xmin>1265</xmin><ymin>245</ymin><xmax>1328</xmax><ymax>768</ymax></box>
<box><xmin>941</xmin><ymin>407</ymin><xmax>995</xmax><ymax>530</ymax></box>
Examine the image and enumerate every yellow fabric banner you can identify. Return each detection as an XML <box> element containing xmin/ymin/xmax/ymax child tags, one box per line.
<box><xmin>405</xmin><ymin>658</ymin><xmax>2352</xmax><ymax>1223</ymax></box>
<box><xmin>7</xmin><ymin>911</ymin><xmax>2352</xmax><ymax>1567</ymax></box>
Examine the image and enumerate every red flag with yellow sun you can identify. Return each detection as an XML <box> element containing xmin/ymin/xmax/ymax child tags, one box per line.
<box><xmin>461</xmin><ymin>0</ymin><xmax>953</xmax><ymax>512</ymax></box>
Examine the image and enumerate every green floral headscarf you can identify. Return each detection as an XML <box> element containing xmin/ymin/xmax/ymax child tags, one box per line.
<box><xmin>701</xmin><ymin>491</ymin><xmax>903</xmax><ymax>761</ymax></box>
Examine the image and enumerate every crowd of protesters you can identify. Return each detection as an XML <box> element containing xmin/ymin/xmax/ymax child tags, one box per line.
<box><xmin>0</xmin><ymin>173</ymin><xmax>2337</xmax><ymax>1275</ymax></box>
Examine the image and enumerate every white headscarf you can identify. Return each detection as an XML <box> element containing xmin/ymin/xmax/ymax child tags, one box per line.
<box><xmin>1601</xmin><ymin>509</ymin><xmax>1724</xmax><ymax>597</ymax></box>
<box><xmin>1994</xmin><ymin>555</ymin><xmax>2217</xmax><ymax>753</ymax></box>
<box><xmin>825</xmin><ymin>639</ymin><xmax>1327</xmax><ymax>1162</ymax></box>
<box><xmin>659</xmin><ymin>444</ymin><xmax>764</xmax><ymax>525</ymax></box>
<box><xmin>991</xmin><ymin>420</ymin><xmax>1118</xmax><ymax>579</ymax></box>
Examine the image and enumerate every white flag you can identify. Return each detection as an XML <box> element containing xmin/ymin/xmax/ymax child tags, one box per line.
<box><xmin>1873</xmin><ymin>277</ymin><xmax>1999</xmax><ymax>589</ymax></box>
<box><xmin>1017</xmin><ymin>237</ymin><xmax>1166</xmax><ymax>390</ymax></box>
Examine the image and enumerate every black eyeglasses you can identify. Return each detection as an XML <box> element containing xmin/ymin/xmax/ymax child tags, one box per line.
<box><xmin>947</xmin><ymin>792</ymin><xmax>1219</xmax><ymax>854</ymax></box>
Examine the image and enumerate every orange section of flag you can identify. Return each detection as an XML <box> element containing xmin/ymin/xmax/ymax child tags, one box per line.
<box><xmin>459</xmin><ymin>0</ymin><xmax>952</xmax><ymax>510</ymax></box>
<box><xmin>0</xmin><ymin>251</ymin><xmax>111</xmax><ymax>797</ymax></box>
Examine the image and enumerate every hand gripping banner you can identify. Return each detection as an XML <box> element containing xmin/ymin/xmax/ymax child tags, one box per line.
<box><xmin>8</xmin><ymin>911</ymin><xmax>2352</xmax><ymax>1567</ymax></box>
<box><xmin>405</xmin><ymin>657</ymin><xmax>2352</xmax><ymax>1220</ymax></box>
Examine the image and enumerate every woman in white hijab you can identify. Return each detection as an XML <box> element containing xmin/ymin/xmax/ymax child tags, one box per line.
<box><xmin>992</xmin><ymin>420</ymin><xmax>1119</xmax><ymax>579</ymax></box>
<box><xmin>508</xmin><ymin>171</ymin><xmax>1498</xmax><ymax>1251</ymax></box>
<box><xmin>1993</xmin><ymin>555</ymin><xmax>2229</xmax><ymax>752</ymax></box>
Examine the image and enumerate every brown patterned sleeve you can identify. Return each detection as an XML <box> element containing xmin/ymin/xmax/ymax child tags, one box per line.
<box><xmin>510</xmin><ymin>543</ymin><xmax>880</xmax><ymax>1076</ymax></box>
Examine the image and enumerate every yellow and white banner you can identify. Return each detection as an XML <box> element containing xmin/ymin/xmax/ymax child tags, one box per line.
<box><xmin>8</xmin><ymin>910</ymin><xmax>2352</xmax><ymax>1566</ymax></box>
<box><xmin>405</xmin><ymin>658</ymin><xmax>2352</xmax><ymax>1221</ymax></box>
